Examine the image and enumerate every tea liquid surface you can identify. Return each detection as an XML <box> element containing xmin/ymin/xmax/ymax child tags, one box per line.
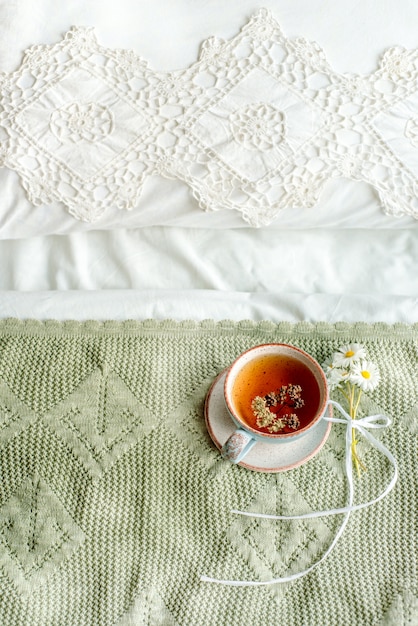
<box><xmin>231</xmin><ymin>353</ymin><xmax>321</xmax><ymax>434</ymax></box>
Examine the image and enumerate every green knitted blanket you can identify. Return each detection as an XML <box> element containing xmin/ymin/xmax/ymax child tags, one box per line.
<box><xmin>0</xmin><ymin>319</ymin><xmax>416</xmax><ymax>626</ymax></box>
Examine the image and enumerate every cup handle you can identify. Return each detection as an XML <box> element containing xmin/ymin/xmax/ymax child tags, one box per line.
<box><xmin>221</xmin><ymin>429</ymin><xmax>257</xmax><ymax>464</ymax></box>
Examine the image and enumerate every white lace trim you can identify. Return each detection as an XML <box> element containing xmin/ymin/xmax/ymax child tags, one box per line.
<box><xmin>1</xmin><ymin>9</ymin><xmax>418</xmax><ymax>226</ymax></box>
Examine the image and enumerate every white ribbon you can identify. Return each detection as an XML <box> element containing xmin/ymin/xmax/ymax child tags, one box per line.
<box><xmin>201</xmin><ymin>400</ymin><xmax>398</xmax><ymax>587</ymax></box>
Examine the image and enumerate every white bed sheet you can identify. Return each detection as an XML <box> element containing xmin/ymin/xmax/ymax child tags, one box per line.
<box><xmin>1</xmin><ymin>290</ymin><xmax>416</xmax><ymax>324</ymax></box>
<box><xmin>0</xmin><ymin>0</ymin><xmax>417</xmax><ymax>325</ymax></box>
<box><xmin>0</xmin><ymin>226</ymin><xmax>416</xmax><ymax>323</ymax></box>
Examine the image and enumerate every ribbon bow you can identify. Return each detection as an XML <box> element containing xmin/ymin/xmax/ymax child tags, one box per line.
<box><xmin>201</xmin><ymin>399</ymin><xmax>398</xmax><ymax>586</ymax></box>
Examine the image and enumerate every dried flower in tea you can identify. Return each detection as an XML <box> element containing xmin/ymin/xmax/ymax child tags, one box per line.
<box><xmin>251</xmin><ymin>384</ymin><xmax>304</xmax><ymax>433</ymax></box>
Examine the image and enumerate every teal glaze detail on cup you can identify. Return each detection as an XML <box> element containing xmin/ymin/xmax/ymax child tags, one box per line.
<box><xmin>221</xmin><ymin>428</ymin><xmax>257</xmax><ymax>464</ymax></box>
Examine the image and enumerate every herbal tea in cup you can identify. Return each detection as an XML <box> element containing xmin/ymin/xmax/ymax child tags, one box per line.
<box><xmin>221</xmin><ymin>344</ymin><xmax>329</xmax><ymax>464</ymax></box>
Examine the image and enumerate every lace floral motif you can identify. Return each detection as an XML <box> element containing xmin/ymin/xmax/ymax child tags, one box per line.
<box><xmin>49</xmin><ymin>102</ymin><xmax>114</xmax><ymax>144</ymax></box>
<box><xmin>230</xmin><ymin>103</ymin><xmax>286</xmax><ymax>151</ymax></box>
<box><xmin>1</xmin><ymin>9</ymin><xmax>418</xmax><ymax>225</ymax></box>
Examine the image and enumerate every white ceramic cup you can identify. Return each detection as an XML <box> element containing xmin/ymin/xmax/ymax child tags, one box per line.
<box><xmin>221</xmin><ymin>343</ymin><xmax>329</xmax><ymax>464</ymax></box>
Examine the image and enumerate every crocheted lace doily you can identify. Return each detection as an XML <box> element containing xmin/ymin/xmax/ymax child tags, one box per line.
<box><xmin>1</xmin><ymin>8</ymin><xmax>418</xmax><ymax>226</ymax></box>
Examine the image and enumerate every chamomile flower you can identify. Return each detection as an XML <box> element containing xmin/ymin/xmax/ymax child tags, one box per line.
<box><xmin>322</xmin><ymin>356</ymin><xmax>334</xmax><ymax>372</ymax></box>
<box><xmin>333</xmin><ymin>343</ymin><xmax>366</xmax><ymax>367</ymax></box>
<box><xmin>322</xmin><ymin>356</ymin><xmax>350</xmax><ymax>389</ymax></box>
<box><xmin>327</xmin><ymin>367</ymin><xmax>350</xmax><ymax>390</ymax></box>
<box><xmin>325</xmin><ymin>343</ymin><xmax>381</xmax><ymax>477</ymax></box>
<box><xmin>350</xmin><ymin>360</ymin><xmax>380</xmax><ymax>392</ymax></box>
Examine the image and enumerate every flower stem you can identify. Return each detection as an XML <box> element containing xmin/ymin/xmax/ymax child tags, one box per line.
<box><xmin>345</xmin><ymin>383</ymin><xmax>365</xmax><ymax>477</ymax></box>
<box><xmin>351</xmin><ymin>387</ymin><xmax>365</xmax><ymax>476</ymax></box>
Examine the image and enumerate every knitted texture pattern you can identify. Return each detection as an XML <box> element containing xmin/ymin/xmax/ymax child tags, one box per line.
<box><xmin>0</xmin><ymin>319</ymin><xmax>416</xmax><ymax>625</ymax></box>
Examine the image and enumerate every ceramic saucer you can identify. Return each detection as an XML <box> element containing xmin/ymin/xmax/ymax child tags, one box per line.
<box><xmin>205</xmin><ymin>369</ymin><xmax>332</xmax><ymax>473</ymax></box>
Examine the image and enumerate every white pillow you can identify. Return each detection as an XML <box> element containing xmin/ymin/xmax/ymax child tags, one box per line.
<box><xmin>0</xmin><ymin>0</ymin><xmax>418</xmax><ymax>237</ymax></box>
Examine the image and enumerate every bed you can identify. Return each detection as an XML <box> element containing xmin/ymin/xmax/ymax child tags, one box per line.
<box><xmin>0</xmin><ymin>2</ymin><xmax>416</xmax><ymax>625</ymax></box>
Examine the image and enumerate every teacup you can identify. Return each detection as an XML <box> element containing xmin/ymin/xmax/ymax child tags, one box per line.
<box><xmin>221</xmin><ymin>343</ymin><xmax>329</xmax><ymax>464</ymax></box>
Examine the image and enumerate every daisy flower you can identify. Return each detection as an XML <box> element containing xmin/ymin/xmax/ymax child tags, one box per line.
<box><xmin>325</xmin><ymin>342</ymin><xmax>381</xmax><ymax>477</ymax></box>
<box><xmin>324</xmin><ymin>365</ymin><xmax>349</xmax><ymax>390</ymax></box>
<box><xmin>350</xmin><ymin>360</ymin><xmax>380</xmax><ymax>392</ymax></box>
<box><xmin>322</xmin><ymin>356</ymin><xmax>334</xmax><ymax>371</ymax></box>
<box><xmin>333</xmin><ymin>343</ymin><xmax>366</xmax><ymax>367</ymax></box>
<box><xmin>323</xmin><ymin>356</ymin><xmax>350</xmax><ymax>389</ymax></box>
